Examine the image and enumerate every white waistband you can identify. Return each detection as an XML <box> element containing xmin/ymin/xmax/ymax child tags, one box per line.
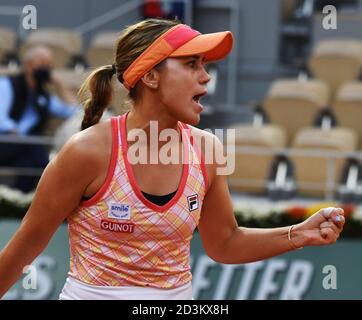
<box><xmin>59</xmin><ymin>276</ymin><xmax>193</xmax><ymax>300</ymax></box>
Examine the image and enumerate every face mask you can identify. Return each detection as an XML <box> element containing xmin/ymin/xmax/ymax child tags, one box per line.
<box><xmin>32</xmin><ymin>68</ymin><xmax>51</xmax><ymax>87</ymax></box>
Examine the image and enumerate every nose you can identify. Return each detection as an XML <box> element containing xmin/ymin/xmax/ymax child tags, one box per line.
<box><xmin>200</xmin><ymin>66</ymin><xmax>211</xmax><ymax>85</ymax></box>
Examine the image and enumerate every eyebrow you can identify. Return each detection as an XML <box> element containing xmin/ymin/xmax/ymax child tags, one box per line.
<box><xmin>175</xmin><ymin>55</ymin><xmax>206</xmax><ymax>64</ymax></box>
<box><xmin>187</xmin><ymin>55</ymin><xmax>202</xmax><ymax>60</ymax></box>
<box><xmin>183</xmin><ymin>55</ymin><xmax>206</xmax><ymax>63</ymax></box>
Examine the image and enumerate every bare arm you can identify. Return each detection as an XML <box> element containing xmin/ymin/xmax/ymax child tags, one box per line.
<box><xmin>0</xmin><ymin>130</ymin><xmax>104</xmax><ymax>297</ymax></box>
<box><xmin>197</xmin><ymin>136</ymin><xmax>345</xmax><ymax>264</ymax></box>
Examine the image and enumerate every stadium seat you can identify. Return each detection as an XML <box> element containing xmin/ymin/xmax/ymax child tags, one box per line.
<box><xmin>291</xmin><ymin>127</ymin><xmax>358</xmax><ymax>197</ymax></box>
<box><xmin>263</xmin><ymin>78</ymin><xmax>330</xmax><ymax>145</ymax></box>
<box><xmin>86</xmin><ymin>31</ymin><xmax>119</xmax><ymax>67</ymax></box>
<box><xmin>308</xmin><ymin>39</ymin><xmax>362</xmax><ymax>99</ymax></box>
<box><xmin>333</xmin><ymin>81</ymin><xmax>362</xmax><ymax>148</ymax></box>
<box><xmin>227</xmin><ymin>124</ymin><xmax>287</xmax><ymax>194</ymax></box>
<box><xmin>20</xmin><ymin>28</ymin><xmax>83</xmax><ymax>68</ymax></box>
<box><xmin>0</xmin><ymin>27</ymin><xmax>16</xmax><ymax>64</ymax></box>
<box><xmin>53</xmin><ymin>68</ymin><xmax>88</xmax><ymax>96</ymax></box>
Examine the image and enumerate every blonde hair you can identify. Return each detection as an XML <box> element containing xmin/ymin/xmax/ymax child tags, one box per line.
<box><xmin>79</xmin><ymin>18</ymin><xmax>180</xmax><ymax>130</ymax></box>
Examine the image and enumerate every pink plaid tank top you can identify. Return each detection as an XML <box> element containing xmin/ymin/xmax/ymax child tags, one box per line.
<box><xmin>67</xmin><ymin>113</ymin><xmax>208</xmax><ymax>288</ymax></box>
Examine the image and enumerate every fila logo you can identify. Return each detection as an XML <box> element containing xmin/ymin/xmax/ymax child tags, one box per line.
<box><xmin>108</xmin><ymin>203</ymin><xmax>131</xmax><ymax>220</ymax></box>
<box><xmin>187</xmin><ymin>194</ymin><xmax>199</xmax><ymax>212</ymax></box>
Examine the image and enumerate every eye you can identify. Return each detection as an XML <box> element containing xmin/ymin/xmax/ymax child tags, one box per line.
<box><xmin>188</xmin><ymin>60</ymin><xmax>197</xmax><ymax>68</ymax></box>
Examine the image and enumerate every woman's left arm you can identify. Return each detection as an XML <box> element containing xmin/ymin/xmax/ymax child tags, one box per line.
<box><xmin>197</xmin><ymin>139</ymin><xmax>345</xmax><ymax>264</ymax></box>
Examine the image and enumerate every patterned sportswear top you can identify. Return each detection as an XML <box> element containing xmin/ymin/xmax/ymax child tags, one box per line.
<box><xmin>67</xmin><ymin>113</ymin><xmax>208</xmax><ymax>288</ymax></box>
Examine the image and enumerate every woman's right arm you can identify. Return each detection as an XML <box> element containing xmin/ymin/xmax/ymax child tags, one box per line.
<box><xmin>0</xmin><ymin>130</ymin><xmax>104</xmax><ymax>297</ymax></box>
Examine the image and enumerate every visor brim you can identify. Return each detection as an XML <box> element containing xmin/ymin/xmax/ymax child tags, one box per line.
<box><xmin>169</xmin><ymin>31</ymin><xmax>233</xmax><ymax>62</ymax></box>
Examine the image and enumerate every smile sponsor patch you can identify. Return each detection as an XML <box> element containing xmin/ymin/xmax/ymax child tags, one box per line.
<box><xmin>100</xmin><ymin>219</ymin><xmax>135</xmax><ymax>233</ymax></box>
<box><xmin>108</xmin><ymin>203</ymin><xmax>131</xmax><ymax>220</ymax></box>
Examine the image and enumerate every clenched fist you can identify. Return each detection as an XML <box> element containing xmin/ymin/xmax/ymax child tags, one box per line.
<box><xmin>289</xmin><ymin>207</ymin><xmax>345</xmax><ymax>249</ymax></box>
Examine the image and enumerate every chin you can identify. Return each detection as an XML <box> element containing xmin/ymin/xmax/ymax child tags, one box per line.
<box><xmin>170</xmin><ymin>107</ymin><xmax>201</xmax><ymax>126</ymax></box>
<box><xmin>185</xmin><ymin>114</ymin><xmax>200</xmax><ymax>126</ymax></box>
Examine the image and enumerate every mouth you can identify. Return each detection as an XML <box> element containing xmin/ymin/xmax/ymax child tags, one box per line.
<box><xmin>192</xmin><ymin>91</ymin><xmax>207</xmax><ymax>104</ymax></box>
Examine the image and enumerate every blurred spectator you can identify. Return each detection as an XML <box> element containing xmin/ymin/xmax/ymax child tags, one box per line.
<box><xmin>142</xmin><ymin>0</ymin><xmax>166</xmax><ymax>19</ymax></box>
<box><xmin>0</xmin><ymin>45</ymin><xmax>78</xmax><ymax>192</ymax></box>
<box><xmin>166</xmin><ymin>0</ymin><xmax>186</xmax><ymax>22</ymax></box>
<box><xmin>142</xmin><ymin>0</ymin><xmax>186</xmax><ymax>22</ymax></box>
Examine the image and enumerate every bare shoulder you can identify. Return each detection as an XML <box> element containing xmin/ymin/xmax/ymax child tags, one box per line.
<box><xmin>53</xmin><ymin>119</ymin><xmax>112</xmax><ymax>174</ymax></box>
<box><xmin>185</xmin><ymin>125</ymin><xmax>225</xmax><ymax>186</ymax></box>
<box><xmin>185</xmin><ymin>125</ymin><xmax>222</xmax><ymax>151</ymax></box>
<box><xmin>28</xmin><ymin>119</ymin><xmax>114</xmax><ymax>211</ymax></box>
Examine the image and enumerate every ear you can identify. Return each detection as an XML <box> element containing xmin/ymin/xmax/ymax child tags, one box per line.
<box><xmin>141</xmin><ymin>68</ymin><xmax>159</xmax><ymax>89</ymax></box>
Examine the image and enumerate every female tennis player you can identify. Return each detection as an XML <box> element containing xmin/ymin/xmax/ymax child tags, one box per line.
<box><xmin>0</xmin><ymin>19</ymin><xmax>344</xmax><ymax>300</ymax></box>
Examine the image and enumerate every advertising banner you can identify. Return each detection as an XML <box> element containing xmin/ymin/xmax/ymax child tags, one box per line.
<box><xmin>1</xmin><ymin>220</ymin><xmax>361</xmax><ymax>300</ymax></box>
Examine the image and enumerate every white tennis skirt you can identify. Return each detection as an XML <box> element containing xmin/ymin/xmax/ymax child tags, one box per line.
<box><xmin>59</xmin><ymin>276</ymin><xmax>193</xmax><ymax>300</ymax></box>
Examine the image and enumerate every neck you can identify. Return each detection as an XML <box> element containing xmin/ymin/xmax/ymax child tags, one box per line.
<box><xmin>127</xmin><ymin>94</ymin><xmax>179</xmax><ymax>134</ymax></box>
<box><xmin>125</xmin><ymin>100</ymin><xmax>182</xmax><ymax>150</ymax></box>
<box><xmin>128</xmin><ymin>110</ymin><xmax>178</xmax><ymax>131</ymax></box>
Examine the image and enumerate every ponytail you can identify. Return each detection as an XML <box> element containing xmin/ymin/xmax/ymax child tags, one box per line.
<box><xmin>79</xmin><ymin>65</ymin><xmax>115</xmax><ymax>130</ymax></box>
